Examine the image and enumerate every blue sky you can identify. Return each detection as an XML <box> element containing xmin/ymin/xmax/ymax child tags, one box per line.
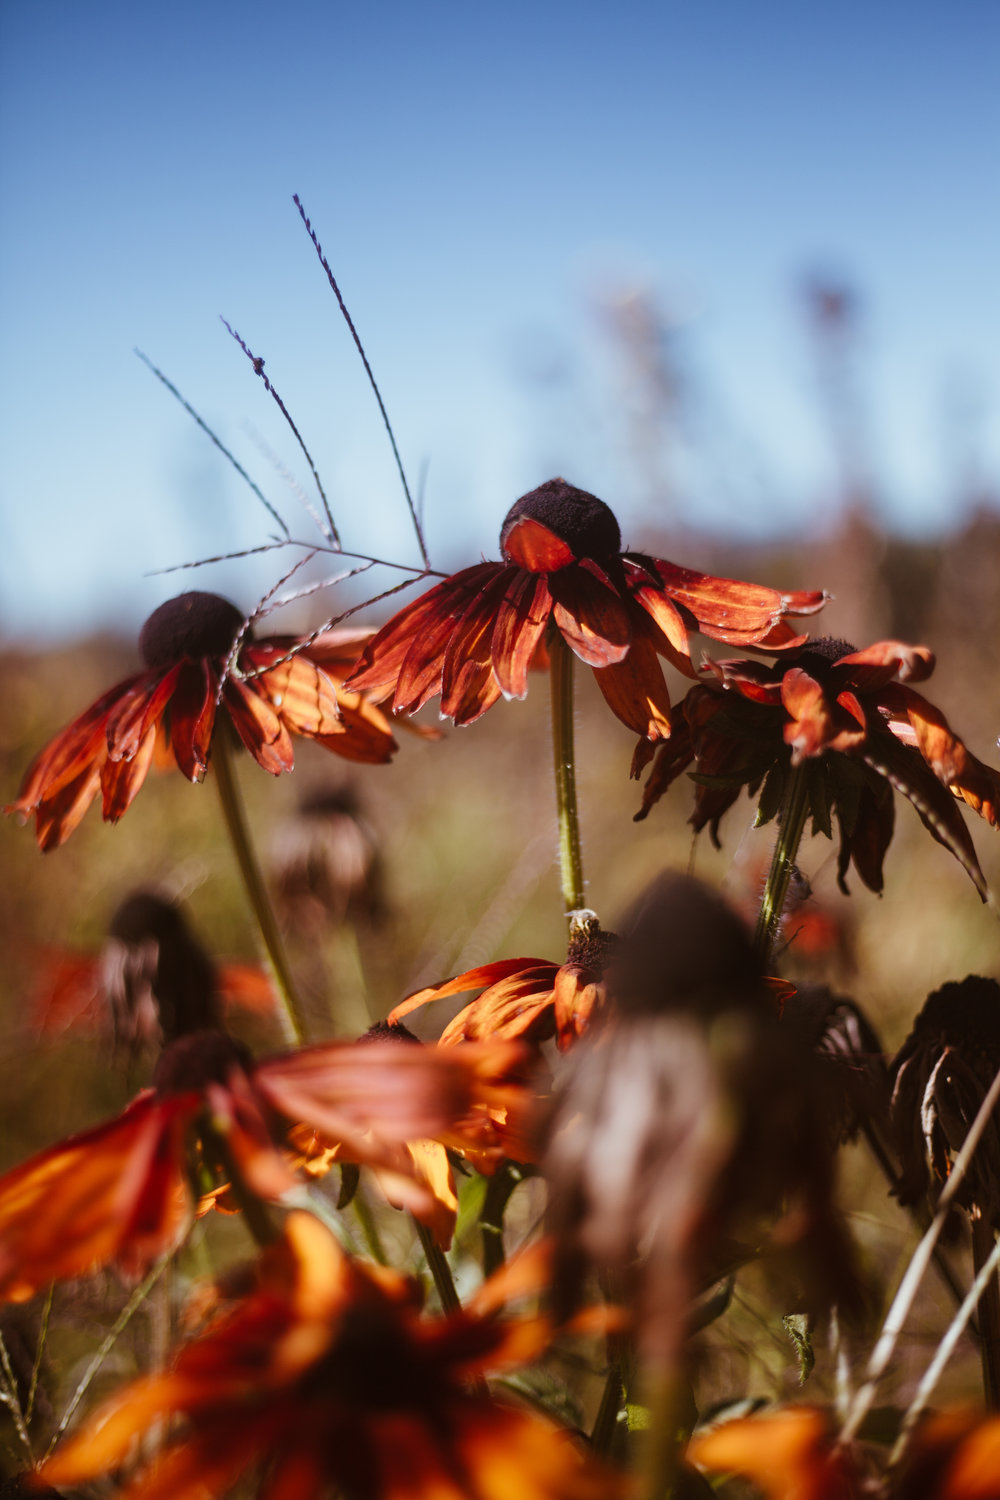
<box><xmin>2</xmin><ymin>2</ymin><xmax>998</xmax><ymax>640</ymax></box>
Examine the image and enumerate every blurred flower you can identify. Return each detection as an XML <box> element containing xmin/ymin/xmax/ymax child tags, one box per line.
<box><xmin>346</xmin><ymin>477</ymin><xmax>826</xmax><ymax>738</ymax></box>
<box><xmin>543</xmin><ymin>872</ymin><xmax>861</xmax><ymax>1368</ymax></box>
<box><xmin>40</xmin><ymin>1212</ymin><xmax>619</xmax><ymax>1500</ymax></box>
<box><xmin>0</xmin><ymin>1029</ymin><xmax>531</xmax><ymax>1301</ymax></box>
<box><xmin>633</xmin><ymin>637</ymin><xmax>1000</xmax><ymax>898</ymax></box>
<box><xmin>687</xmin><ymin>1407</ymin><xmax>862</xmax><ymax>1500</ymax></box>
<box><xmin>27</xmin><ymin>889</ymin><xmax>276</xmax><ymax>1046</ymax></box>
<box><xmin>389</xmin><ymin>911</ymin><xmax>616</xmax><ymax>1051</ymax></box>
<box><xmin>891</xmin><ymin>976</ymin><xmax>1000</xmax><ymax>1224</ymax></box>
<box><xmin>898</xmin><ymin>1408</ymin><xmax>1000</xmax><ymax>1500</ymax></box>
<box><xmin>6</xmin><ymin>593</ymin><xmax>399</xmax><ymax>850</ymax></box>
<box><xmin>271</xmin><ymin>784</ymin><xmax>386</xmax><ymax>934</ymax></box>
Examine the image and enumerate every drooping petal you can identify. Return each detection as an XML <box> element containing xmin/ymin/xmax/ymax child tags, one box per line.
<box><xmin>689</xmin><ymin>1408</ymin><xmax>858</xmax><ymax>1500</ymax></box>
<box><xmin>105</xmin><ymin>663</ymin><xmax>182</xmax><ymax>762</ymax></box>
<box><xmin>168</xmin><ymin>660</ymin><xmax>218</xmax><ymax>780</ymax></box>
<box><xmin>224</xmin><ymin>676</ymin><xmax>296</xmax><ymax>774</ymax></box>
<box><xmin>501</xmin><ymin>514</ymin><xmax>577</xmax><ymax>572</ymax></box>
<box><xmin>100</xmin><ymin>723</ymin><xmax>157</xmax><ymax>821</ymax></box>
<box><xmin>782</xmin><ymin>670</ymin><xmax>867</xmax><ymax>762</ymax></box>
<box><xmin>552</xmin><ymin>964</ymin><xmax>608</xmax><ymax>1047</ymax></box>
<box><xmin>393</xmin><ymin>564</ymin><xmax>506</xmax><ymax>714</ymax></box>
<box><xmin>837</xmin><ymin>781</ymin><xmax>895</xmax><ymax>895</ymax></box>
<box><xmin>863</xmin><ymin>734</ymin><xmax>989</xmax><ymax>900</ymax></box>
<box><xmin>491</xmin><ymin>569</ymin><xmax>553</xmax><ymax>699</ymax></box>
<box><xmin>592</xmin><ymin>627</ymin><xmax>672</xmax><ymax>740</ymax></box>
<box><xmin>245</xmin><ymin>646</ymin><xmax>343</xmax><ymax>735</ymax></box>
<box><xmin>312</xmin><ymin>692</ymin><xmax>399</xmax><ymax>764</ymax></box>
<box><xmin>632</xmin><ymin>722</ymin><xmax>696</xmax><ymax>822</ymax></box>
<box><xmin>7</xmin><ymin>676</ymin><xmax>140</xmax><ymax>814</ymax></box>
<box><xmin>0</xmin><ymin>1092</ymin><xmax>197</xmax><ymax>1301</ymax></box>
<box><xmin>441</xmin><ymin>570</ymin><xmax>512</xmax><ymax>724</ymax></box>
<box><xmin>886</xmin><ymin>685</ymin><xmax>1000</xmax><ymax>829</ymax></box>
<box><xmin>623</xmin><ymin>558</ymin><xmax>691</xmax><ymax>661</ymax></box>
<box><xmin>32</xmin><ymin>763</ymin><xmax>104</xmax><ymax>850</ymax></box>
<box><xmin>548</xmin><ymin>560</ymin><xmax>632</xmax><ymax>667</ymax></box>
<box><xmin>343</xmin><ymin>574</ymin><xmax>489</xmax><ymax>700</ymax></box>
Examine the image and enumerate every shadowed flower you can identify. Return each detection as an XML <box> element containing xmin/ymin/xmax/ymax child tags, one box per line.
<box><xmin>633</xmin><ymin>637</ymin><xmax>1000</xmax><ymax>898</ymax></box>
<box><xmin>389</xmin><ymin>911</ymin><xmax>616</xmax><ymax>1052</ymax></box>
<box><xmin>891</xmin><ymin>976</ymin><xmax>1000</xmax><ymax>1224</ymax></box>
<box><xmin>0</xmin><ymin>1030</ymin><xmax>530</xmax><ymax>1302</ymax></box>
<box><xmin>39</xmin><ymin>1212</ymin><xmax>619</xmax><ymax>1500</ymax></box>
<box><xmin>898</xmin><ymin>1409</ymin><xmax>1000</xmax><ymax>1500</ymax></box>
<box><xmin>345</xmin><ymin>477</ymin><xmax>826</xmax><ymax>739</ymax></box>
<box><xmin>271</xmin><ymin>784</ymin><xmax>387</xmax><ymax>934</ymax></box>
<box><xmin>6</xmin><ymin>594</ymin><xmax>400</xmax><ymax>850</ymax></box>
<box><xmin>544</xmin><ymin>873</ymin><xmax>861</xmax><ymax>1369</ymax></box>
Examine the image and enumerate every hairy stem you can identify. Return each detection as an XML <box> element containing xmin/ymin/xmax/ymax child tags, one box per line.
<box><xmin>548</xmin><ymin>630</ymin><xmax>586</xmax><ymax>917</ymax></box>
<box><xmin>753</xmin><ymin>765</ymin><xmax>810</xmax><ymax>967</ymax></box>
<box><xmin>414</xmin><ymin>1218</ymin><xmax>461</xmax><ymax>1315</ymax></box>
<box><xmin>212</xmin><ymin>728</ymin><xmax>308</xmax><ymax>1046</ymax></box>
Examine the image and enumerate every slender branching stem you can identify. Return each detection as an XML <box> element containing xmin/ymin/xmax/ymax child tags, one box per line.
<box><xmin>45</xmin><ymin>1256</ymin><xmax>171</xmax><ymax>1461</ymax></box>
<box><xmin>590</xmin><ymin>1361</ymin><xmax>624</xmax><ymax>1455</ymax></box>
<box><xmin>548</xmin><ymin>631</ymin><xmax>586</xmax><ymax>917</ymax></box>
<box><xmin>212</xmin><ymin>728</ymin><xmax>308</xmax><ymax>1046</ymax></box>
<box><xmin>753</xmin><ymin>764</ymin><xmax>810</xmax><ymax>967</ymax></box>
<box><xmin>972</xmin><ymin>1219</ymin><xmax>1000</xmax><ymax>1408</ymax></box>
<box><xmin>25</xmin><ymin>1282</ymin><xmax>53</xmax><ymax>1428</ymax></box>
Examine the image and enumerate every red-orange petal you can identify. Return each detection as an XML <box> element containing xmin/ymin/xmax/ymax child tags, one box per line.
<box><xmin>833</xmin><ymin>639</ymin><xmax>935</xmax><ymax>689</ymax></box>
<box><xmin>105</xmin><ymin>664</ymin><xmax>182</xmax><ymax>762</ymax></box>
<box><xmin>501</xmin><ymin>515</ymin><xmax>576</xmax><ymax>572</ymax></box>
<box><xmin>244</xmin><ymin>646</ymin><xmax>343</xmax><ymax>736</ymax></box>
<box><xmin>548</xmin><ymin>560</ymin><xmax>632</xmax><ymax>667</ymax></box>
<box><xmin>100</xmin><ymin>723</ymin><xmax>157</xmax><ymax>821</ymax></box>
<box><xmin>394</xmin><ymin>565</ymin><xmax>504</xmax><ymax>714</ymax></box>
<box><xmin>224</xmin><ymin>677</ymin><xmax>296</xmax><ymax>774</ymax></box>
<box><xmin>652</xmin><ymin>558</ymin><xmax>826</xmax><ymax>642</ymax></box>
<box><xmin>168</xmin><ymin>661</ymin><xmax>218</xmax><ymax>780</ymax></box>
<box><xmin>390</xmin><ymin>959</ymin><xmax>558</xmax><ymax>1025</ymax></box>
<box><xmin>441</xmin><ymin>570</ymin><xmax>512</xmax><ymax>724</ymax></box>
<box><xmin>592</xmin><ymin>626</ymin><xmax>672</xmax><ymax>740</ymax></box>
<box><xmin>491</xmin><ymin>570</ymin><xmax>553</xmax><ymax>699</ymax></box>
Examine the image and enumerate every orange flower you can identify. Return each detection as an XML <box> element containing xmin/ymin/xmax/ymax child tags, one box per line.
<box><xmin>39</xmin><ymin>1213</ymin><xmax>619</xmax><ymax>1500</ymax></box>
<box><xmin>6</xmin><ymin>594</ymin><xmax>399</xmax><ymax>850</ymax></box>
<box><xmin>900</xmin><ymin>1409</ymin><xmax>1000</xmax><ymax>1499</ymax></box>
<box><xmin>345</xmin><ymin>477</ymin><xmax>826</xmax><ymax>739</ymax></box>
<box><xmin>688</xmin><ymin>1408</ymin><xmax>862</xmax><ymax>1500</ymax></box>
<box><xmin>389</xmin><ymin>913</ymin><xmax>616</xmax><ymax>1052</ymax></box>
<box><xmin>634</xmin><ymin>637</ymin><xmax>1000</xmax><ymax>898</ymax></box>
<box><xmin>0</xmin><ymin>1030</ymin><xmax>530</xmax><ymax>1301</ymax></box>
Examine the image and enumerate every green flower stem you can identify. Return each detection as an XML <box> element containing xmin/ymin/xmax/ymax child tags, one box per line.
<box><xmin>212</xmin><ymin>728</ymin><xmax>308</xmax><ymax>1047</ymax></box>
<box><xmin>548</xmin><ymin>630</ymin><xmax>586</xmax><ymax>917</ymax></box>
<box><xmin>753</xmin><ymin>764</ymin><xmax>811</xmax><ymax>968</ymax></box>
<box><xmin>414</xmin><ymin>1217</ymin><xmax>461</xmax><ymax>1315</ymax></box>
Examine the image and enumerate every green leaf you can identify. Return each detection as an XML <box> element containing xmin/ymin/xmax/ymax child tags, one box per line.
<box><xmin>754</xmin><ymin>764</ymin><xmax>786</xmax><ymax>827</ymax></box>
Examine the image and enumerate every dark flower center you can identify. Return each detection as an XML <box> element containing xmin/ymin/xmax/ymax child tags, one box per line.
<box><xmin>500</xmin><ymin>478</ymin><xmax>621</xmax><ymax>565</ymax></box>
<box><xmin>787</xmin><ymin>637</ymin><xmax>857</xmax><ymax>677</ymax></box>
<box><xmin>567</xmin><ymin>916</ymin><xmax>617</xmax><ymax>974</ymax></box>
<box><xmin>910</xmin><ymin>976</ymin><xmax>1000</xmax><ymax>1058</ymax></box>
<box><xmin>139</xmin><ymin>592</ymin><xmax>246</xmax><ymax>668</ymax></box>
<box><xmin>359</xmin><ymin>1019</ymin><xmax>420</xmax><ymax>1046</ymax></box>
<box><xmin>152</xmin><ymin>1029</ymin><xmax>253</xmax><ymax>1096</ymax></box>
<box><xmin>315</xmin><ymin>1301</ymin><xmax>431</xmax><ymax>1411</ymax></box>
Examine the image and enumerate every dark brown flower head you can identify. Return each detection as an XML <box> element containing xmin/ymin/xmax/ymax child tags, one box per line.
<box><xmin>103</xmin><ymin>889</ymin><xmax>221</xmax><ymax>1055</ymax></box>
<box><xmin>346</xmin><ymin>476</ymin><xmax>826</xmax><ymax>738</ymax></box>
<box><xmin>544</xmin><ymin>871</ymin><xmax>862</xmax><ymax>1367</ymax></box>
<box><xmin>138</xmin><ymin>590</ymin><xmax>245</xmax><ymax>667</ymax></box>
<box><xmin>892</xmin><ymin>976</ymin><xmax>1000</xmax><ymax>1222</ymax></box>
<box><xmin>633</xmin><ymin>637</ymin><xmax>1000</xmax><ymax>900</ymax></box>
<box><xmin>500</xmin><ymin>478</ymin><xmax>622</xmax><ymax>568</ymax></box>
<box><xmin>7</xmin><ymin>599</ymin><xmax>400</xmax><ymax>849</ymax></box>
<box><xmin>782</xmin><ymin>984</ymin><xmax>891</xmax><ymax>1149</ymax></box>
<box><xmin>151</xmin><ymin>1028</ymin><xmax>254</xmax><ymax>1097</ymax></box>
<box><xmin>271</xmin><ymin>783</ymin><xmax>386</xmax><ymax>934</ymax></box>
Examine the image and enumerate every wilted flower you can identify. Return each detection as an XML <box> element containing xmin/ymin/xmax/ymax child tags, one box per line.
<box><xmin>891</xmin><ymin>976</ymin><xmax>1000</xmax><ymax>1224</ymax></box>
<box><xmin>0</xmin><ymin>1029</ymin><xmax>530</xmax><ymax>1301</ymax></box>
<box><xmin>39</xmin><ymin>1212</ymin><xmax>619</xmax><ymax>1500</ymax></box>
<box><xmin>29</xmin><ymin>890</ymin><xmax>276</xmax><ymax>1042</ymax></box>
<box><xmin>633</xmin><ymin>637</ymin><xmax>1000</xmax><ymax>898</ymax></box>
<box><xmin>6</xmin><ymin>592</ymin><xmax>400</xmax><ymax>850</ymax></box>
<box><xmin>783</xmin><ymin>983</ymin><xmax>891</xmax><ymax>1151</ymax></box>
<box><xmin>271</xmin><ymin>784</ymin><xmax>386</xmax><ymax>934</ymax></box>
<box><xmin>390</xmin><ymin>911</ymin><xmax>616</xmax><ymax>1051</ymax></box>
<box><xmin>346</xmin><ymin>477</ymin><xmax>825</xmax><ymax>738</ymax></box>
<box><xmin>544</xmin><ymin>872</ymin><xmax>860</xmax><ymax>1367</ymax></box>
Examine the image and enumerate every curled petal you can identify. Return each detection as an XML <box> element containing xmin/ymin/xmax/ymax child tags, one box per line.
<box><xmin>832</xmin><ymin>639</ymin><xmax>935</xmax><ymax>688</ymax></box>
<box><xmin>168</xmin><ymin>661</ymin><xmax>218</xmax><ymax>780</ymax></box>
<box><xmin>592</xmin><ymin>628</ymin><xmax>672</xmax><ymax>740</ymax></box>
<box><xmin>394</xmin><ymin>565</ymin><xmax>505</xmax><ymax>714</ymax></box>
<box><xmin>224</xmin><ymin>677</ymin><xmax>295</xmax><ymax>774</ymax></box>
<box><xmin>441</xmin><ymin>571</ymin><xmax>512</xmax><ymax>724</ymax></box>
<box><xmin>100</xmin><ymin>724</ymin><xmax>157</xmax><ymax>821</ymax></box>
<box><xmin>390</xmin><ymin>959</ymin><xmax>557</xmax><ymax>1026</ymax></box>
<box><xmin>650</xmin><ymin>559</ymin><xmax>826</xmax><ymax>643</ymax></box>
<box><xmin>244</xmin><ymin>646</ymin><xmax>343</xmax><ymax>736</ymax></box>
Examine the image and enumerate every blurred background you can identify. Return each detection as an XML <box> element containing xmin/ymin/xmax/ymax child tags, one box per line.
<box><xmin>2</xmin><ymin>0</ymin><xmax>1000</xmax><ymax>1427</ymax></box>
